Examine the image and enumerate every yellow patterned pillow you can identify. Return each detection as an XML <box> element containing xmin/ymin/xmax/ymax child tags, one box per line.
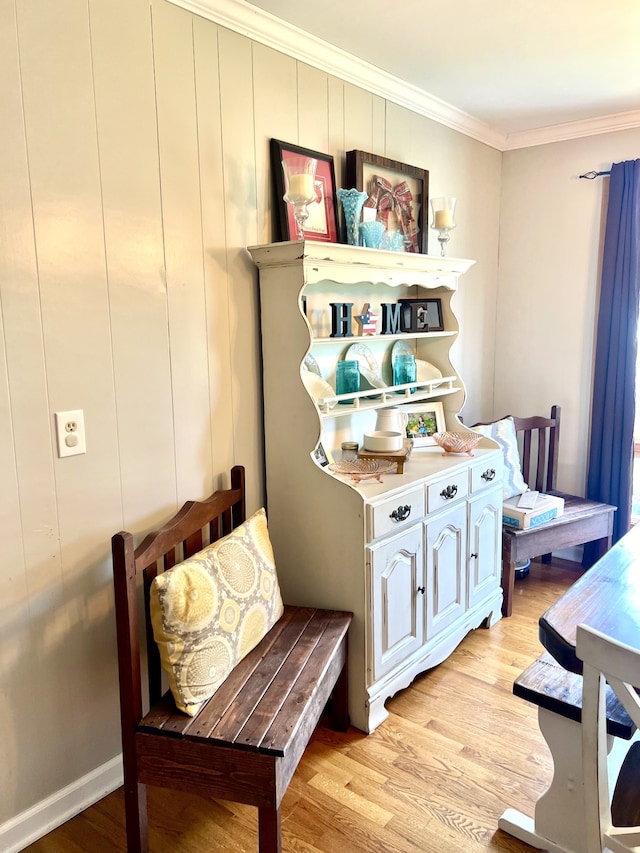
<box><xmin>150</xmin><ymin>508</ymin><xmax>284</xmax><ymax>716</ymax></box>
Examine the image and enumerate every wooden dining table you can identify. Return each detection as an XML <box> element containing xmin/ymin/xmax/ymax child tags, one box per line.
<box><xmin>499</xmin><ymin>522</ymin><xmax>640</xmax><ymax>853</ymax></box>
<box><xmin>540</xmin><ymin>519</ymin><xmax>640</xmax><ymax>673</ymax></box>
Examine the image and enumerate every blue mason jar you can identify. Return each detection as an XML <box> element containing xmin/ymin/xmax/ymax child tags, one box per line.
<box><xmin>393</xmin><ymin>353</ymin><xmax>417</xmax><ymax>394</ymax></box>
<box><xmin>336</xmin><ymin>360</ymin><xmax>360</xmax><ymax>404</ymax></box>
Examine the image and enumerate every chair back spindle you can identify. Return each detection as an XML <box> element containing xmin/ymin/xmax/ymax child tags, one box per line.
<box><xmin>511</xmin><ymin>404</ymin><xmax>560</xmax><ymax>493</ymax></box>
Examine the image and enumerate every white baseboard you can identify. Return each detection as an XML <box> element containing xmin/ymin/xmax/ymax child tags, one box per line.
<box><xmin>0</xmin><ymin>754</ymin><xmax>123</xmax><ymax>853</ymax></box>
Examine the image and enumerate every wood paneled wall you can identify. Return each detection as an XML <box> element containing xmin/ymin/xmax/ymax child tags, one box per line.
<box><xmin>0</xmin><ymin>0</ymin><xmax>501</xmax><ymax>841</ymax></box>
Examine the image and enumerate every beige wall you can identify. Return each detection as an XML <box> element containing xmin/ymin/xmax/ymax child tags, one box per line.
<box><xmin>498</xmin><ymin>129</ymin><xmax>640</xmax><ymax>494</ymax></box>
<box><xmin>0</xmin><ymin>0</ymin><xmax>502</xmax><ymax>842</ymax></box>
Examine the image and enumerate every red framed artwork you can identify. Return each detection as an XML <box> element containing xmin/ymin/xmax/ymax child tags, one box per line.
<box><xmin>270</xmin><ymin>139</ymin><xmax>339</xmax><ymax>243</ymax></box>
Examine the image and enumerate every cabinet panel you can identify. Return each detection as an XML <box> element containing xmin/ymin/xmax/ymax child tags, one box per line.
<box><xmin>468</xmin><ymin>485</ymin><xmax>502</xmax><ymax>610</ymax></box>
<box><xmin>425</xmin><ymin>504</ymin><xmax>467</xmax><ymax>638</ymax></box>
<box><xmin>368</xmin><ymin>524</ymin><xmax>424</xmax><ymax>680</ymax></box>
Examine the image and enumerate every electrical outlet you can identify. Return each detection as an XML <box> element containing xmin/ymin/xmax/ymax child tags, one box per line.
<box><xmin>55</xmin><ymin>410</ymin><xmax>86</xmax><ymax>458</ymax></box>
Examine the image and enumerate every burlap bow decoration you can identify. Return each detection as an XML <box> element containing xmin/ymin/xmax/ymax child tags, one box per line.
<box><xmin>366</xmin><ymin>175</ymin><xmax>419</xmax><ymax>252</ymax></box>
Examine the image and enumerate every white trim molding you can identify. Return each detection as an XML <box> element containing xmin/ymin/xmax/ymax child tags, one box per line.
<box><xmin>170</xmin><ymin>0</ymin><xmax>506</xmax><ymax>149</ymax></box>
<box><xmin>0</xmin><ymin>756</ymin><xmax>123</xmax><ymax>853</ymax></box>
<box><xmin>503</xmin><ymin>109</ymin><xmax>640</xmax><ymax>151</ymax></box>
<box><xmin>169</xmin><ymin>0</ymin><xmax>640</xmax><ymax>151</ymax></box>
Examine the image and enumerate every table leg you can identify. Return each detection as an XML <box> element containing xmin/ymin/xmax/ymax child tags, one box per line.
<box><xmin>499</xmin><ymin>707</ymin><xmax>634</xmax><ymax>853</ymax></box>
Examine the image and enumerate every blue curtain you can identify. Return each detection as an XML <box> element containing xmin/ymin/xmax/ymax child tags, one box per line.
<box><xmin>586</xmin><ymin>159</ymin><xmax>640</xmax><ymax>549</ymax></box>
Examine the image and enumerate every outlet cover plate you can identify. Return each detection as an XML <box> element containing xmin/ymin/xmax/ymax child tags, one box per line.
<box><xmin>55</xmin><ymin>410</ymin><xmax>86</xmax><ymax>458</ymax></box>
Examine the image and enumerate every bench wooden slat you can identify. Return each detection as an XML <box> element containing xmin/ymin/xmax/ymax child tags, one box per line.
<box><xmin>201</xmin><ymin>607</ymin><xmax>318</xmax><ymax>746</ymax></box>
<box><xmin>514</xmin><ymin>652</ymin><xmax>635</xmax><ymax>740</ymax></box>
<box><xmin>190</xmin><ymin>606</ymin><xmax>309</xmax><ymax>739</ymax></box>
<box><xmin>261</xmin><ymin>612</ymin><xmax>351</xmax><ymax>752</ymax></box>
<box><xmin>234</xmin><ymin>610</ymin><xmax>335</xmax><ymax>749</ymax></box>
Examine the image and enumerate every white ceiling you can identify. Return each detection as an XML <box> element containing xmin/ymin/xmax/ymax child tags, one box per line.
<box><xmin>244</xmin><ymin>0</ymin><xmax>640</xmax><ymax>141</ymax></box>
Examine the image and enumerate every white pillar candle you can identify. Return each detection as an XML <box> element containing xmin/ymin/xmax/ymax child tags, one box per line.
<box><xmin>288</xmin><ymin>173</ymin><xmax>315</xmax><ymax>201</ymax></box>
<box><xmin>434</xmin><ymin>209</ymin><xmax>453</xmax><ymax>229</ymax></box>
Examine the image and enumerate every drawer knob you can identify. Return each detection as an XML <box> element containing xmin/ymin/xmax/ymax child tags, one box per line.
<box><xmin>481</xmin><ymin>468</ymin><xmax>496</xmax><ymax>481</ymax></box>
<box><xmin>440</xmin><ymin>484</ymin><xmax>458</xmax><ymax>500</ymax></box>
<box><xmin>417</xmin><ymin>586</ymin><xmax>425</xmax><ymax>595</ymax></box>
<box><xmin>390</xmin><ymin>504</ymin><xmax>411</xmax><ymax>522</ymax></box>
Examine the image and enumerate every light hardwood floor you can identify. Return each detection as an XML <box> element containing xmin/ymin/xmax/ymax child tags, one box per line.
<box><xmin>25</xmin><ymin>558</ymin><xmax>583</xmax><ymax>852</ymax></box>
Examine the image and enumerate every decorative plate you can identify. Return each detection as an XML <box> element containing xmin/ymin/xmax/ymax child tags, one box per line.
<box><xmin>301</xmin><ymin>371</ymin><xmax>337</xmax><ymax>408</ymax></box>
<box><xmin>328</xmin><ymin>458</ymin><xmax>396</xmax><ymax>482</ymax></box>
<box><xmin>415</xmin><ymin>359</ymin><xmax>443</xmax><ymax>385</ymax></box>
<box><xmin>303</xmin><ymin>353</ymin><xmax>321</xmax><ymax>376</ymax></box>
<box><xmin>346</xmin><ymin>343</ymin><xmax>387</xmax><ymax>389</ymax></box>
<box><xmin>391</xmin><ymin>340</ymin><xmax>413</xmax><ymax>362</ymax></box>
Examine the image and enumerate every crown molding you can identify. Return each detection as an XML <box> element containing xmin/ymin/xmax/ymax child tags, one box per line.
<box><xmin>503</xmin><ymin>110</ymin><xmax>640</xmax><ymax>151</ymax></box>
<box><xmin>169</xmin><ymin>0</ymin><xmax>507</xmax><ymax>149</ymax></box>
<box><xmin>168</xmin><ymin>0</ymin><xmax>640</xmax><ymax>152</ymax></box>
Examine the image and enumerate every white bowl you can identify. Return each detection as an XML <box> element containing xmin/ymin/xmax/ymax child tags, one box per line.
<box><xmin>363</xmin><ymin>430</ymin><xmax>403</xmax><ymax>452</ymax></box>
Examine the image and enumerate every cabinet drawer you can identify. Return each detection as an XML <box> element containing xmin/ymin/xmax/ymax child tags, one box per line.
<box><xmin>427</xmin><ymin>471</ymin><xmax>468</xmax><ymax>512</ymax></box>
<box><xmin>367</xmin><ymin>487</ymin><xmax>425</xmax><ymax>541</ymax></box>
<box><xmin>470</xmin><ymin>459</ymin><xmax>501</xmax><ymax>493</ymax></box>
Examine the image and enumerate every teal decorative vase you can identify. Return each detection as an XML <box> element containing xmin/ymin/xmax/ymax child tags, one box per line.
<box><xmin>359</xmin><ymin>220</ymin><xmax>385</xmax><ymax>249</ymax></box>
<box><xmin>337</xmin><ymin>188</ymin><xmax>368</xmax><ymax>246</ymax></box>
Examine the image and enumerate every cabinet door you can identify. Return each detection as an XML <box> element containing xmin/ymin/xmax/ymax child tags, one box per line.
<box><xmin>425</xmin><ymin>503</ymin><xmax>467</xmax><ymax>638</ymax></box>
<box><xmin>467</xmin><ymin>485</ymin><xmax>502</xmax><ymax>609</ymax></box>
<box><xmin>368</xmin><ymin>524</ymin><xmax>424</xmax><ymax>681</ymax></box>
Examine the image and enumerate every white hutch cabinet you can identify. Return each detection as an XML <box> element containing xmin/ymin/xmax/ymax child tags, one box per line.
<box><xmin>249</xmin><ymin>240</ymin><xmax>503</xmax><ymax>733</ymax></box>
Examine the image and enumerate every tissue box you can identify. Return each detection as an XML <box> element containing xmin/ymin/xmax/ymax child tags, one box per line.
<box><xmin>502</xmin><ymin>493</ymin><xmax>565</xmax><ymax>530</ymax></box>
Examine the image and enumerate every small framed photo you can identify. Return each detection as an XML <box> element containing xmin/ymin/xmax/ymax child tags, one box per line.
<box><xmin>400</xmin><ymin>402</ymin><xmax>446</xmax><ymax>447</ymax></box>
<box><xmin>345</xmin><ymin>150</ymin><xmax>429</xmax><ymax>253</ymax></box>
<box><xmin>311</xmin><ymin>442</ymin><xmax>332</xmax><ymax>467</ymax></box>
<box><xmin>271</xmin><ymin>139</ymin><xmax>339</xmax><ymax>243</ymax></box>
<box><xmin>398</xmin><ymin>297</ymin><xmax>443</xmax><ymax>332</ymax></box>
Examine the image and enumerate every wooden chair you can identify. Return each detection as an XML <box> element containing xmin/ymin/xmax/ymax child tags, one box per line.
<box><xmin>475</xmin><ymin>405</ymin><xmax>616</xmax><ymax>617</ymax></box>
<box><xmin>112</xmin><ymin>465</ymin><xmax>352</xmax><ymax>853</ymax></box>
<box><xmin>577</xmin><ymin>623</ymin><xmax>640</xmax><ymax>853</ymax></box>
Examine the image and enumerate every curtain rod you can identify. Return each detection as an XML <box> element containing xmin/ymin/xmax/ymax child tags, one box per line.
<box><xmin>579</xmin><ymin>170</ymin><xmax>611</xmax><ymax>180</ymax></box>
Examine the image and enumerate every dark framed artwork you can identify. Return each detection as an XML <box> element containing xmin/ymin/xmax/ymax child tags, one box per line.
<box><xmin>270</xmin><ymin>139</ymin><xmax>339</xmax><ymax>243</ymax></box>
<box><xmin>398</xmin><ymin>297</ymin><xmax>444</xmax><ymax>332</ymax></box>
<box><xmin>345</xmin><ymin>150</ymin><xmax>429</xmax><ymax>253</ymax></box>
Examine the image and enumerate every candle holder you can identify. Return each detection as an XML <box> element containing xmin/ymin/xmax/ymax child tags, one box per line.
<box><xmin>282</xmin><ymin>156</ymin><xmax>318</xmax><ymax>240</ymax></box>
<box><xmin>430</xmin><ymin>197</ymin><xmax>456</xmax><ymax>256</ymax></box>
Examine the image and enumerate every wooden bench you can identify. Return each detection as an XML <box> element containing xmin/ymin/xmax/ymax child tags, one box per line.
<box><xmin>112</xmin><ymin>465</ymin><xmax>352</xmax><ymax>853</ymax></box>
<box><xmin>499</xmin><ymin>651</ymin><xmax>638</xmax><ymax>851</ymax></box>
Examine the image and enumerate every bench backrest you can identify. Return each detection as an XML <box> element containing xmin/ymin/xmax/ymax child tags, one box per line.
<box><xmin>112</xmin><ymin>466</ymin><xmax>246</xmax><ymax>727</ymax></box>
<box><xmin>511</xmin><ymin>404</ymin><xmax>561</xmax><ymax>493</ymax></box>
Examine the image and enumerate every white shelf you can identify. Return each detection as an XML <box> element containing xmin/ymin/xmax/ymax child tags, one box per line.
<box><xmin>310</xmin><ymin>330</ymin><xmax>456</xmax><ymax>345</ymax></box>
<box><xmin>317</xmin><ymin>378</ymin><xmax>459</xmax><ymax>417</ymax></box>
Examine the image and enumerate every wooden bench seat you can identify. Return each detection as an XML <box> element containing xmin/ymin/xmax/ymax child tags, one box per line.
<box><xmin>514</xmin><ymin>651</ymin><xmax>635</xmax><ymax>740</ymax></box>
<box><xmin>112</xmin><ymin>465</ymin><xmax>352</xmax><ymax>853</ymax></box>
